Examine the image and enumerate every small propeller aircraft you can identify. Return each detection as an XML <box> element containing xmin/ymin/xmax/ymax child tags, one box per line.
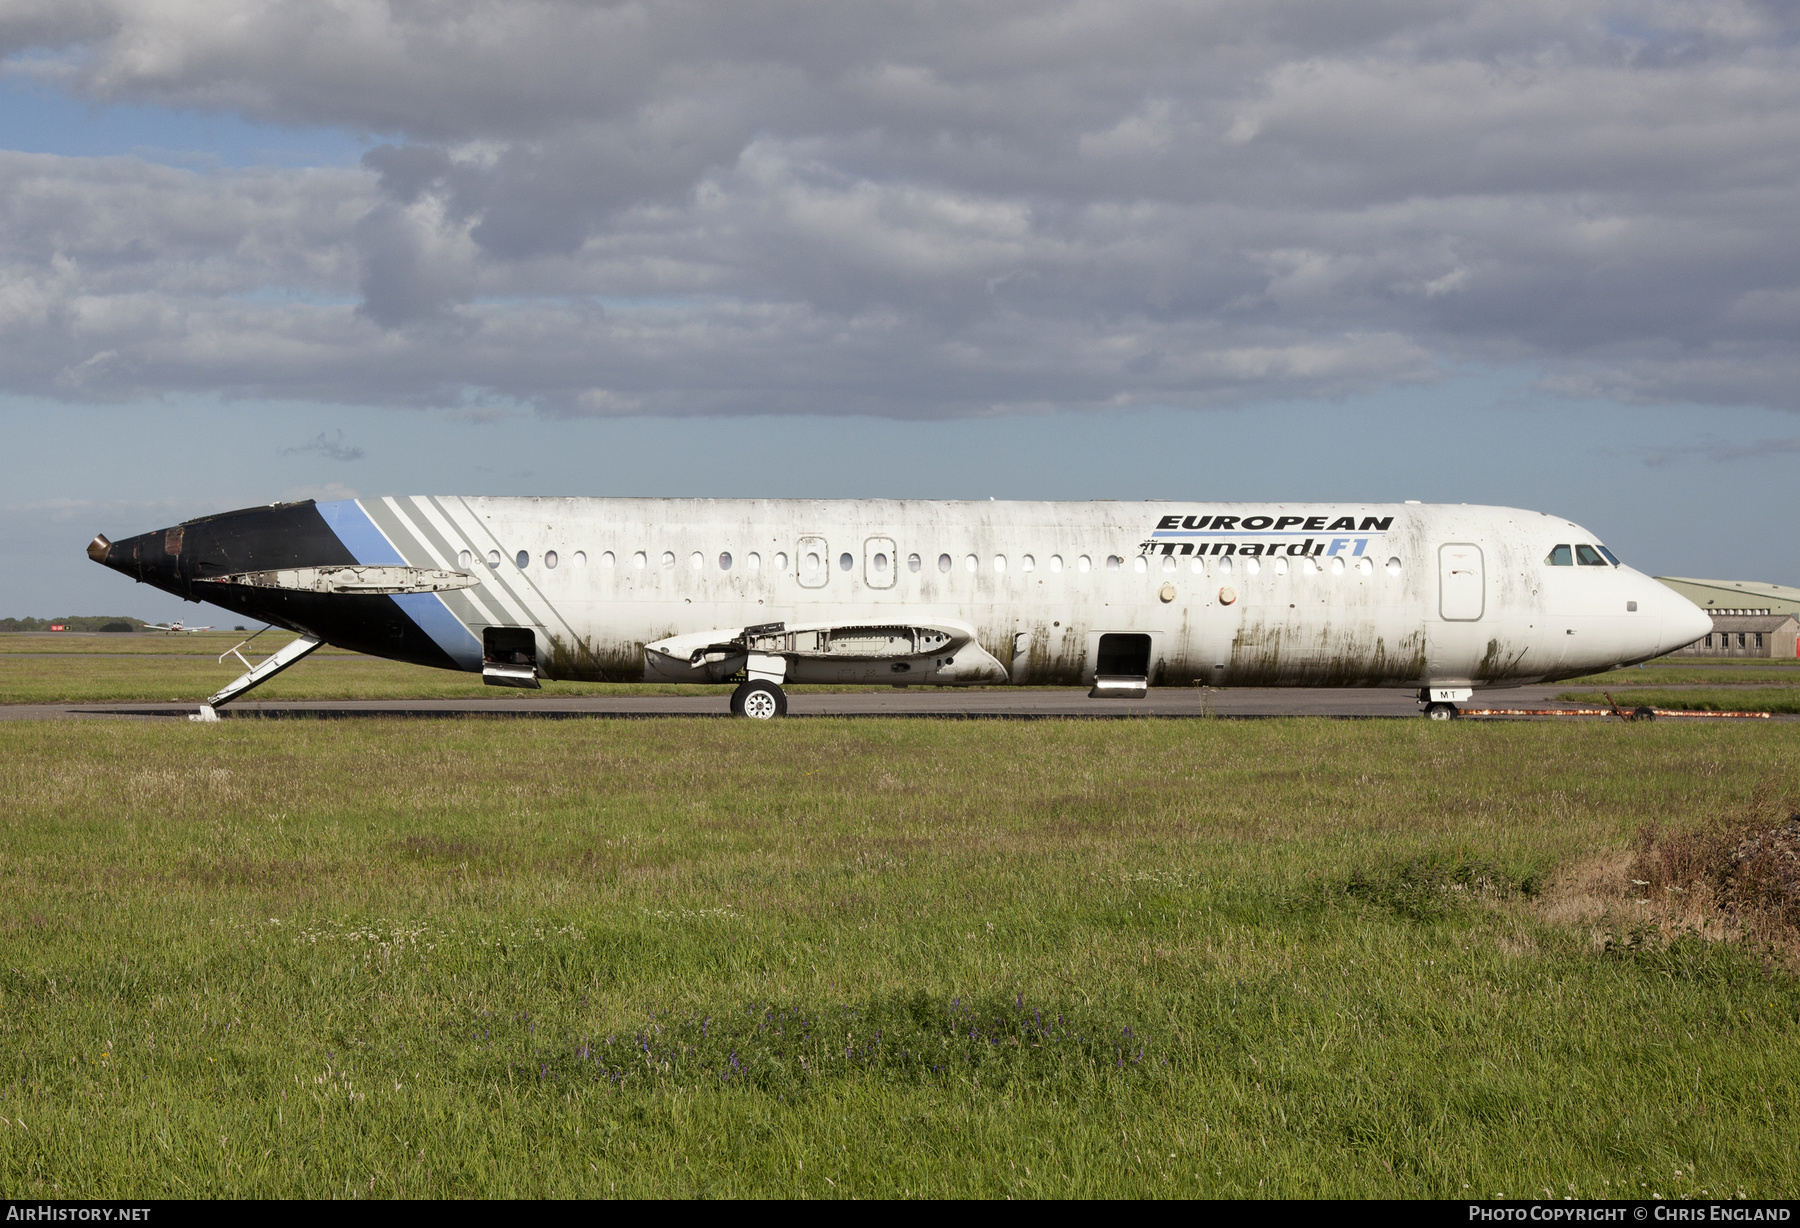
<box><xmin>142</xmin><ymin>621</ymin><xmax>215</xmax><ymax>634</ymax></box>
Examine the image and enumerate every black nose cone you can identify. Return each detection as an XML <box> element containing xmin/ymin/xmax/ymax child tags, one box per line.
<box><xmin>90</xmin><ymin>524</ymin><xmax>189</xmax><ymax>598</ymax></box>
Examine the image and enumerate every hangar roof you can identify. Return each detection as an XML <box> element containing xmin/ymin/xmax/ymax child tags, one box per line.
<box><xmin>1655</xmin><ymin>577</ymin><xmax>1800</xmax><ymax>617</ymax></box>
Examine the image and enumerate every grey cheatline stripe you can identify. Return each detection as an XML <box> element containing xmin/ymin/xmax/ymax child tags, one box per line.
<box><xmin>412</xmin><ymin>495</ymin><xmax>543</xmax><ymax>630</ymax></box>
<box><xmin>376</xmin><ymin>497</ymin><xmax>515</xmax><ymax>631</ymax></box>
<box><xmin>412</xmin><ymin>493</ymin><xmax>543</xmax><ymax>626</ymax></box>
<box><xmin>366</xmin><ymin>497</ymin><xmax>509</xmax><ymax>636</ymax></box>
<box><xmin>445</xmin><ymin>496</ymin><xmax>582</xmax><ymax>644</ymax></box>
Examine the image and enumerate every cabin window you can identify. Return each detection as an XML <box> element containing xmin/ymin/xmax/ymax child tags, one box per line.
<box><xmin>719</xmin><ymin>552</ymin><xmax>733</xmax><ymax>571</ymax></box>
<box><xmin>1022</xmin><ymin>555</ymin><xmax>1035</xmax><ymax>572</ymax></box>
<box><xmin>1546</xmin><ymin>545</ymin><xmax>1573</xmax><ymax>566</ymax></box>
<box><xmin>1243</xmin><ymin>557</ymin><xmax>1261</xmax><ymax>575</ymax></box>
<box><xmin>1160</xmin><ymin>555</ymin><xmax>1176</xmax><ymax>573</ymax></box>
<box><xmin>803</xmin><ymin>552</ymin><xmax>822</xmax><ymax>580</ymax></box>
<box><xmin>839</xmin><ymin>552</ymin><xmax>854</xmax><ymax>572</ymax></box>
<box><xmin>908</xmin><ymin>553</ymin><xmax>921</xmax><ymax>572</ymax></box>
<box><xmin>661</xmin><ymin>551</ymin><xmax>676</xmax><ymax>568</ymax></box>
<box><xmin>1598</xmin><ymin>545</ymin><xmax>1621</xmax><ymax>565</ymax></box>
<box><xmin>1190</xmin><ymin>556</ymin><xmax>1205</xmax><ymax>575</ymax></box>
<box><xmin>1575</xmin><ymin>544</ymin><xmax>1607</xmax><ymax>566</ymax></box>
<box><xmin>872</xmin><ymin>552</ymin><xmax>889</xmax><ymax>574</ymax></box>
<box><xmin>516</xmin><ymin>550</ymin><xmax>530</xmax><ymax>569</ymax></box>
<box><xmin>633</xmin><ymin>552</ymin><xmax>646</xmax><ymax>569</ymax></box>
<box><xmin>965</xmin><ymin>554</ymin><xmax>978</xmax><ymax>572</ymax></box>
<box><xmin>1356</xmin><ymin>557</ymin><xmax>1373</xmax><ymax>575</ymax></box>
<box><xmin>1272</xmin><ymin>557</ymin><xmax>1289</xmax><ymax>575</ymax></box>
<box><xmin>1386</xmin><ymin>557</ymin><xmax>1402</xmax><ymax>576</ymax></box>
<box><xmin>1218</xmin><ymin>556</ymin><xmax>1232</xmax><ymax>575</ymax></box>
<box><xmin>1050</xmin><ymin>555</ymin><xmax>1063</xmax><ymax>573</ymax></box>
<box><xmin>574</xmin><ymin>551</ymin><xmax>587</xmax><ymax>568</ymax></box>
<box><xmin>1077</xmin><ymin>555</ymin><xmax>1092</xmax><ymax>573</ymax></box>
<box><xmin>458</xmin><ymin>549</ymin><xmax>472</xmax><ymax>569</ymax></box>
<box><xmin>1106</xmin><ymin>555</ymin><xmax>1122</xmax><ymax>571</ymax></box>
<box><xmin>690</xmin><ymin>552</ymin><xmax>704</xmax><ymax>570</ymax></box>
<box><xmin>487</xmin><ymin>550</ymin><xmax>501</xmax><ymax>569</ymax></box>
<box><xmin>774</xmin><ymin>552</ymin><xmax>789</xmax><ymax>571</ymax></box>
<box><xmin>938</xmin><ymin>553</ymin><xmax>952</xmax><ymax>572</ymax></box>
<box><xmin>1330</xmin><ymin>556</ymin><xmax>1344</xmax><ymax>575</ymax></box>
<box><xmin>1132</xmin><ymin>556</ymin><xmax>1147</xmax><ymax>574</ymax></box>
<box><xmin>1301</xmin><ymin>557</ymin><xmax>1319</xmax><ymax>575</ymax></box>
<box><xmin>747</xmin><ymin>552</ymin><xmax>760</xmax><ymax>570</ymax></box>
<box><xmin>597</xmin><ymin>551</ymin><xmax>611</xmax><ymax>568</ymax></box>
<box><xmin>545</xmin><ymin>550</ymin><xmax>558</xmax><ymax>569</ymax></box>
<box><xmin>993</xmin><ymin>555</ymin><xmax>1006</xmax><ymax>572</ymax></box>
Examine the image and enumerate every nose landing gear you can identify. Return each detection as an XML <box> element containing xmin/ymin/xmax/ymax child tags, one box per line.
<box><xmin>1420</xmin><ymin>686</ymin><xmax>1472</xmax><ymax>720</ymax></box>
<box><xmin>731</xmin><ymin>679</ymin><xmax>788</xmax><ymax>719</ymax></box>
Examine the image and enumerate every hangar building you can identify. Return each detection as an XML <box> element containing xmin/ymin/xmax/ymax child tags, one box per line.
<box><xmin>1655</xmin><ymin>577</ymin><xmax>1800</xmax><ymax>659</ymax></box>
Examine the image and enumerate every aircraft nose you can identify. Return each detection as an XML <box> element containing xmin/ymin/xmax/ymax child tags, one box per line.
<box><xmin>1658</xmin><ymin>587</ymin><xmax>1712</xmax><ymax>656</ymax></box>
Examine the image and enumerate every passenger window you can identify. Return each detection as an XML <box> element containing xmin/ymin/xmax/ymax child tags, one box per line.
<box><xmin>690</xmin><ymin>552</ymin><xmax>704</xmax><ymax>570</ymax></box>
<box><xmin>545</xmin><ymin>550</ymin><xmax>558</xmax><ymax>569</ymax></box>
<box><xmin>719</xmin><ymin>552</ymin><xmax>732</xmax><ymax>571</ymax></box>
<box><xmin>1133</xmin><ymin>556</ymin><xmax>1147</xmax><ymax>574</ymax></box>
<box><xmin>1272</xmin><ymin>557</ymin><xmax>1288</xmax><ymax>575</ymax></box>
<box><xmin>661</xmin><ymin>551</ymin><xmax>676</xmax><ymax>568</ymax></box>
<box><xmin>908</xmin><ymin>553</ymin><xmax>921</xmax><ymax>572</ymax></box>
<box><xmin>938</xmin><ymin>553</ymin><xmax>952</xmax><ymax>573</ymax></box>
<box><xmin>747</xmin><ymin>552</ymin><xmax>760</xmax><ymax>570</ymax></box>
<box><xmin>458</xmin><ymin>549</ymin><xmax>471</xmax><ymax>569</ymax></box>
<box><xmin>573</xmin><ymin>551</ymin><xmax>587</xmax><ymax>568</ymax></box>
<box><xmin>839</xmin><ymin>552</ymin><xmax>853</xmax><ymax>572</ymax></box>
<box><xmin>803</xmin><ymin>552</ymin><xmax>822</xmax><ymax>579</ymax></box>
<box><xmin>1022</xmin><ymin>555</ymin><xmax>1035</xmax><ymax>572</ymax></box>
<box><xmin>487</xmin><ymin>550</ymin><xmax>501</xmax><ymax>569</ymax></box>
<box><xmin>1050</xmin><ymin>555</ymin><xmax>1063</xmax><ymax>573</ymax></box>
<box><xmin>873</xmin><ymin>552</ymin><xmax>889</xmax><ymax>574</ymax></box>
<box><xmin>1077</xmin><ymin>555</ymin><xmax>1092</xmax><ymax>573</ymax></box>
<box><xmin>1386</xmin><ymin>557</ymin><xmax>1402</xmax><ymax>576</ymax></box>
<box><xmin>1546</xmin><ymin>545</ymin><xmax>1573</xmax><ymax>566</ymax></box>
<box><xmin>1574</xmin><ymin>544</ymin><xmax>1607</xmax><ymax>566</ymax></box>
<box><xmin>600</xmin><ymin>551</ymin><xmax>614</xmax><ymax>568</ymax></box>
<box><xmin>965</xmin><ymin>554</ymin><xmax>978</xmax><ymax>572</ymax></box>
<box><xmin>993</xmin><ymin>555</ymin><xmax>1006</xmax><ymax>572</ymax></box>
<box><xmin>1190</xmin><ymin>556</ymin><xmax>1205</xmax><ymax>575</ymax></box>
<box><xmin>1106</xmin><ymin>555</ymin><xmax>1122</xmax><ymax>571</ymax></box>
<box><xmin>774</xmin><ymin>551</ymin><xmax>788</xmax><ymax>570</ymax></box>
<box><xmin>1161</xmin><ymin>555</ymin><xmax>1176</xmax><ymax>573</ymax></box>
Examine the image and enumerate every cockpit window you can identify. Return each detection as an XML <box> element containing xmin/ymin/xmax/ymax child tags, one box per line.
<box><xmin>1546</xmin><ymin>544</ymin><xmax>1572</xmax><ymax>566</ymax></box>
<box><xmin>1574</xmin><ymin>544</ymin><xmax>1607</xmax><ymax>566</ymax></box>
<box><xmin>1597</xmin><ymin>545</ymin><xmax>1620</xmax><ymax>566</ymax></box>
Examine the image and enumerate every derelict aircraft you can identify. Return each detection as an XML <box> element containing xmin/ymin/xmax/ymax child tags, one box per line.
<box><xmin>87</xmin><ymin>497</ymin><xmax>1712</xmax><ymax>721</ymax></box>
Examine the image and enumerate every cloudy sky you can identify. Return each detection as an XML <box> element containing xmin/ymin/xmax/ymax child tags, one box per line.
<box><xmin>2</xmin><ymin>0</ymin><xmax>1796</xmax><ymax>620</ymax></box>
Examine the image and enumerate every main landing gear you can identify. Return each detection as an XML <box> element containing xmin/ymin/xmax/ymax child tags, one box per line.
<box><xmin>730</xmin><ymin>678</ymin><xmax>788</xmax><ymax>719</ymax></box>
<box><xmin>1424</xmin><ymin>702</ymin><xmax>1460</xmax><ymax>721</ymax></box>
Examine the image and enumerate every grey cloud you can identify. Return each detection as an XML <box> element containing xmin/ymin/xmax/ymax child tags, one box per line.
<box><xmin>2</xmin><ymin>0</ymin><xmax>1798</xmax><ymax>416</ymax></box>
<box><xmin>1636</xmin><ymin>434</ymin><xmax>1800</xmax><ymax>467</ymax></box>
<box><xmin>279</xmin><ymin>429</ymin><xmax>364</xmax><ymax>461</ymax></box>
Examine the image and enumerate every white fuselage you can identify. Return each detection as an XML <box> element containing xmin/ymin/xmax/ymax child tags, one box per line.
<box><xmin>337</xmin><ymin>497</ymin><xmax>1711</xmax><ymax>691</ymax></box>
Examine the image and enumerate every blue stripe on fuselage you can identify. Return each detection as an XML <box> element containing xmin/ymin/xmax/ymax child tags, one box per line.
<box><xmin>316</xmin><ymin>499</ymin><xmax>483</xmax><ymax>669</ymax></box>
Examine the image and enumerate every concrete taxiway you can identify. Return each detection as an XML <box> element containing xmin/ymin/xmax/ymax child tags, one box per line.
<box><xmin>6</xmin><ymin>684</ymin><xmax>1784</xmax><ymax>721</ymax></box>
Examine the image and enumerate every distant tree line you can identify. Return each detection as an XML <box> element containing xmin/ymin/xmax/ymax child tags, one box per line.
<box><xmin>0</xmin><ymin>616</ymin><xmax>147</xmax><ymax>633</ymax></box>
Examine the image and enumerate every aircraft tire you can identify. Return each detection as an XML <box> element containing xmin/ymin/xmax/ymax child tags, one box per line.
<box><xmin>732</xmin><ymin>679</ymin><xmax>787</xmax><ymax>720</ymax></box>
<box><xmin>1424</xmin><ymin>702</ymin><xmax>1459</xmax><ymax>721</ymax></box>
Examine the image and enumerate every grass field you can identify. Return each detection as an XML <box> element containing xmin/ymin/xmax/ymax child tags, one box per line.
<box><xmin>1558</xmin><ymin>689</ymin><xmax>1800</xmax><ymax>715</ymax></box>
<box><xmin>2</xmin><ymin>718</ymin><xmax>1797</xmax><ymax>1197</ymax></box>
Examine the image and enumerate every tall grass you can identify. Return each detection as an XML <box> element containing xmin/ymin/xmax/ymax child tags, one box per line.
<box><xmin>0</xmin><ymin>719</ymin><xmax>1796</xmax><ymax>1197</ymax></box>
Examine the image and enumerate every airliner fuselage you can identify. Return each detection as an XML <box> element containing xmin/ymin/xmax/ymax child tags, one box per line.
<box><xmin>90</xmin><ymin>497</ymin><xmax>1711</xmax><ymax>717</ymax></box>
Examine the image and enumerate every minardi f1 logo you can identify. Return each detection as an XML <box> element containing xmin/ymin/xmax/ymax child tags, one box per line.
<box><xmin>1143</xmin><ymin>514</ymin><xmax>1394</xmax><ymax>560</ymax></box>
